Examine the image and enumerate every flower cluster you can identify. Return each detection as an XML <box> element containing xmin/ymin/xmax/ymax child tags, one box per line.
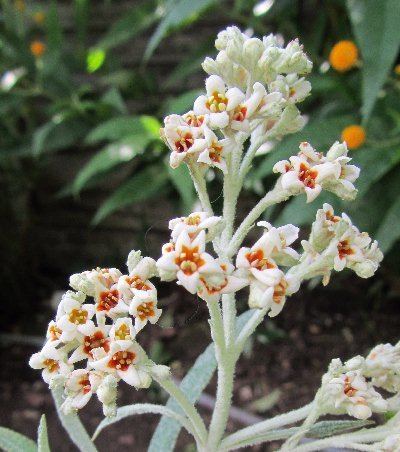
<box><xmin>157</xmin><ymin>212</ymin><xmax>248</xmax><ymax>301</ymax></box>
<box><xmin>319</xmin><ymin>341</ymin><xmax>400</xmax><ymax>420</ymax></box>
<box><xmin>29</xmin><ymin>252</ymin><xmax>166</xmax><ymax>416</ymax></box>
<box><xmin>295</xmin><ymin>203</ymin><xmax>383</xmax><ymax>284</ymax></box>
<box><xmin>161</xmin><ymin>27</ymin><xmax>312</xmax><ymax>172</ymax></box>
<box><xmin>273</xmin><ymin>141</ymin><xmax>360</xmax><ymax>202</ymax></box>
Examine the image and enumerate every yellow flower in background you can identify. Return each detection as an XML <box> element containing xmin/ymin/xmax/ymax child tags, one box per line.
<box><xmin>329</xmin><ymin>40</ymin><xmax>359</xmax><ymax>72</ymax></box>
<box><xmin>341</xmin><ymin>125</ymin><xmax>366</xmax><ymax>150</ymax></box>
<box><xmin>14</xmin><ymin>0</ymin><xmax>25</xmax><ymax>12</ymax></box>
<box><xmin>394</xmin><ymin>64</ymin><xmax>400</xmax><ymax>76</ymax></box>
<box><xmin>33</xmin><ymin>11</ymin><xmax>46</xmax><ymax>25</ymax></box>
<box><xmin>30</xmin><ymin>40</ymin><xmax>46</xmax><ymax>58</ymax></box>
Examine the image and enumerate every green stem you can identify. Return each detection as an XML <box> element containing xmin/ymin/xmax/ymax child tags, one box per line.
<box><xmin>187</xmin><ymin>162</ymin><xmax>214</xmax><ymax>216</ymax></box>
<box><xmin>155</xmin><ymin>377</ymin><xmax>208</xmax><ymax>447</ymax></box>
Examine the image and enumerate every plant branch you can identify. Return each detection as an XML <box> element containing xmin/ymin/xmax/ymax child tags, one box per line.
<box><xmin>187</xmin><ymin>161</ymin><xmax>213</xmax><ymax>216</ymax></box>
<box><xmin>227</xmin><ymin>180</ymin><xmax>291</xmax><ymax>257</ymax></box>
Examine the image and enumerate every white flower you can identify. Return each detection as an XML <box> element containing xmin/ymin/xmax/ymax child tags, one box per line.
<box><xmin>156</xmin><ymin>230</ymin><xmax>221</xmax><ymax>294</ymax></box>
<box><xmin>56</xmin><ymin>292</ymin><xmax>96</xmax><ymax>341</ymax></box>
<box><xmin>29</xmin><ymin>342</ymin><xmax>72</xmax><ymax>383</ymax></box>
<box><xmin>61</xmin><ymin>369</ymin><xmax>103</xmax><ymax>413</ymax></box>
<box><xmin>162</xmin><ymin>114</ymin><xmax>207</xmax><ymax>168</ymax></box>
<box><xmin>68</xmin><ymin>322</ymin><xmax>111</xmax><ymax>364</ymax></box>
<box><xmin>182</xmin><ymin>110</ymin><xmax>206</xmax><ymax>129</ymax></box>
<box><xmin>197</xmin><ymin>127</ymin><xmax>232</xmax><ymax>173</ymax></box>
<box><xmin>46</xmin><ymin>320</ymin><xmax>64</xmax><ymax>344</ymax></box>
<box><xmin>129</xmin><ymin>292</ymin><xmax>162</xmax><ymax>333</ymax></box>
<box><xmin>249</xmin><ymin>272</ymin><xmax>300</xmax><ymax>316</ymax></box>
<box><xmin>257</xmin><ymin>221</ymin><xmax>300</xmax><ymax>265</ymax></box>
<box><xmin>193</xmin><ymin>75</ymin><xmax>245</xmax><ymax>129</ymax></box>
<box><xmin>96</xmin><ymin>374</ymin><xmax>118</xmax><ymax>417</ymax></box>
<box><xmin>169</xmin><ymin>211</ymin><xmax>223</xmax><ymax>243</ymax></box>
<box><xmin>365</xmin><ymin>343</ymin><xmax>400</xmax><ymax>393</ymax></box>
<box><xmin>321</xmin><ymin>364</ymin><xmax>388</xmax><ymax>420</ymax></box>
<box><xmin>274</xmin><ymin>154</ymin><xmax>340</xmax><ymax>203</ymax></box>
<box><xmin>69</xmin><ymin>268</ymin><xmax>121</xmax><ymax>297</ymax></box>
<box><xmin>117</xmin><ymin>256</ymin><xmax>157</xmax><ymax>302</ymax></box>
<box><xmin>197</xmin><ymin>260</ymin><xmax>248</xmax><ymax>302</ymax></box>
<box><xmin>269</xmin><ymin>74</ymin><xmax>311</xmax><ymax>104</ymax></box>
<box><xmin>94</xmin><ymin>283</ymin><xmax>128</xmax><ymax>318</ymax></box>
<box><xmin>90</xmin><ymin>342</ymin><xmax>151</xmax><ymax>389</ymax></box>
<box><xmin>109</xmin><ymin>317</ymin><xmax>136</xmax><ymax>346</ymax></box>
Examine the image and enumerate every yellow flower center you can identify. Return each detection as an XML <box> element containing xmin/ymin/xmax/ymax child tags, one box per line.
<box><xmin>206</xmin><ymin>91</ymin><xmax>228</xmax><ymax>113</ymax></box>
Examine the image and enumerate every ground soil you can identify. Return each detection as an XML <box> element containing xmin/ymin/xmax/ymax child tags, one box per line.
<box><xmin>1</xmin><ymin>271</ymin><xmax>399</xmax><ymax>451</ymax></box>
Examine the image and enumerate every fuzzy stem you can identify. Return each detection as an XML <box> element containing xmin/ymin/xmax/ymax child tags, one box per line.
<box><xmin>187</xmin><ymin>162</ymin><xmax>214</xmax><ymax>216</ymax></box>
<box><xmin>291</xmin><ymin>427</ymin><xmax>394</xmax><ymax>452</ymax></box>
<box><xmin>235</xmin><ymin>307</ymin><xmax>268</xmax><ymax>353</ymax></box>
<box><xmin>239</xmin><ymin>136</ymin><xmax>266</xmax><ymax>180</ymax></box>
<box><xmin>227</xmin><ymin>180</ymin><xmax>291</xmax><ymax>257</ymax></box>
<box><xmin>155</xmin><ymin>377</ymin><xmax>208</xmax><ymax>446</ymax></box>
<box><xmin>221</xmin><ymin>403</ymin><xmax>314</xmax><ymax>451</ymax></box>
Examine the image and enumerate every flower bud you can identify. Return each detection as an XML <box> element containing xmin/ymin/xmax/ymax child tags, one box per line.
<box><xmin>127</xmin><ymin>250</ymin><xmax>142</xmax><ymax>273</ymax></box>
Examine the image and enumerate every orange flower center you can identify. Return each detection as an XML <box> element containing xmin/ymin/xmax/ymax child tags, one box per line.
<box><xmin>115</xmin><ymin>323</ymin><xmax>131</xmax><ymax>340</ymax></box>
<box><xmin>232</xmin><ymin>105</ymin><xmax>247</xmax><ymax>122</ymax></box>
<box><xmin>108</xmin><ymin>351</ymin><xmax>136</xmax><ymax>371</ymax></box>
<box><xmin>185</xmin><ymin>215</ymin><xmax>201</xmax><ymax>226</ymax></box>
<box><xmin>298</xmin><ymin>162</ymin><xmax>318</xmax><ymax>188</ymax></box>
<box><xmin>175</xmin><ymin>132</ymin><xmax>194</xmax><ymax>153</ymax></box>
<box><xmin>273</xmin><ymin>279</ymin><xmax>288</xmax><ymax>304</ymax></box>
<box><xmin>326</xmin><ymin>210</ymin><xmax>340</xmax><ymax>223</ymax></box>
<box><xmin>246</xmin><ymin>249</ymin><xmax>276</xmax><ymax>271</ymax></box>
<box><xmin>43</xmin><ymin>359</ymin><xmax>59</xmax><ymax>373</ymax></box>
<box><xmin>184</xmin><ymin>113</ymin><xmax>204</xmax><ymax>127</ymax></box>
<box><xmin>69</xmin><ymin>308</ymin><xmax>88</xmax><ymax>325</ymax></box>
<box><xmin>137</xmin><ymin>301</ymin><xmax>156</xmax><ymax>321</ymax></box>
<box><xmin>125</xmin><ymin>275</ymin><xmax>150</xmax><ymax>291</ymax></box>
<box><xmin>209</xmin><ymin>141</ymin><xmax>223</xmax><ymax>163</ymax></box>
<box><xmin>79</xmin><ymin>376</ymin><xmax>91</xmax><ymax>394</ymax></box>
<box><xmin>98</xmin><ymin>289</ymin><xmax>119</xmax><ymax>311</ymax></box>
<box><xmin>83</xmin><ymin>331</ymin><xmax>110</xmax><ymax>357</ymax></box>
<box><xmin>344</xmin><ymin>376</ymin><xmax>357</xmax><ymax>397</ymax></box>
<box><xmin>200</xmin><ymin>277</ymin><xmax>228</xmax><ymax>295</ymax></box>
<box><xmin>48</xmin><ymin>324</ymin><xmax>62</xmax><ymax>341</ymax></box>
<box><xmin>175</xmin><ymin>245</ymin><xmax>205</xmax><ymax>275</ymax></box>
<box><xmin>337</xmin><ymin>240</ymin><xmax>354</xmax><ymax>259</ymax></box>
<box><xmin>206</xmin><ymin>91</ymin><xmax>228</xmax><ymax>113</ymax></box>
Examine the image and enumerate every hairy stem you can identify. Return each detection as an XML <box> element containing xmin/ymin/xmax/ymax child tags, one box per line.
<box><xmin>235</xmin><ymin>307</ymin><xmax>268</xmax><ymax>353</ymax></box>
<box><xmin>227</xmin><ymin>180</ymin><xmax>291</xmax><ymax>257</ymax></box>
<box><xmin>188</xmin><ymin>162</ymin><xmax>213</xmax><ymax>216</ymax></box>
<box><xmin>155</xmin><ymin>377</ymin><xmax>208</xmax><ymax>446</ymax></box>
<box><xmin>221</xmin><ymin>403</ymin><xmax>314</xmax><ymax>451</ymax></box>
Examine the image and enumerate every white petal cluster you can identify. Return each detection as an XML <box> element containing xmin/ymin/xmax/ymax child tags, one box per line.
<box><xmin>162</xmin><ymin>27</ymin><xmax>313</xmax><ymax>172</ymax></box>
<box><xmin>236</xmin><ymin>223</ymin><xmax>301</xmax><ymax>316</ymax></box>
<box><xmin>273</xmin><ymin>141</ymin><xmax>360</xmax><ymax>202</ymax></box>
<box><xmin>320</xmin><ymin>357</ymin><xmax>388</xmax><ymax>420</ymax></box>
<box><xmin>157</xmin><ymin>211</ymin><xmax>248</xmax><ymax>301</ymax></box>
<box><xmin>292</xmin><ymin>204</ymin><xmax>383</xmax><ymax>284</ymax></box>
<box><xmin>30</xmin><ymin>252</ymin><xmax>164</xmax><ymax>416</ymax></box>
<box><xmin>365</xmin><ymin>342</ymin><xmax>400</xmax><ymax>393</ymax></box>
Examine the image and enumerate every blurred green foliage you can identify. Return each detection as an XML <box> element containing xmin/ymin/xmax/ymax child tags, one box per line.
<box><xmin>1</xmin><ymin>0</ymin><xmax>400</xmax><ymax>252</ymax></box>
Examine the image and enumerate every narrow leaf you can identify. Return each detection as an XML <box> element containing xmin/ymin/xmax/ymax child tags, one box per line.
<box><xmin>167</xmin><ymin>163</ymin><xmax>196</xmax><ymax>214</ymax></box>
<box><xmin>149</xmin><ymin>310</ymin><xmax>254</xmax><ymax>452</ymax></box>
<box><xmin>37</xmin><ymin>415</ymin><xmax>51</xmax><ymax>452</ymax></box>
<box><xmin>93</xmin><ymin>165</ymin><xmax>169</xmax><ymax>224</ymax></box>
<box><xmin>144</xmin><ymin>0</ymin><xmax>217</xmax><ymax>61</ymax></box>
<box><xmin>347</xmin><ymin>0</ymin><xmax>400</xmax><ymax>122</ymax></box>
<box><xmin>52</xmin><ymin>387</ymin><xmax>97</xmax><ymax>452</ymax></box>
<box><xmin>0</xmin><ymin>427</ymin><xmax>37</xmax><ymax>452</ymax></box>
<box><xmin>376</xmin><ymin>195</ymin><xmax>400</xmax><ymax>252</ymax></box>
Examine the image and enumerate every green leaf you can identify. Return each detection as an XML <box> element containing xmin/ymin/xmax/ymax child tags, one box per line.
<box><xmin>167</xmin><ymin>164</ymin><xmax>196</xmax><ymax>213</ymax></box>
<box><xmin>93</xmin><ymin>164</ymin><xmax>169</xmax><ymax>224</ymax></box>
<box><xmin>347</xmin><ymin>0</ymin><xmax>400</xmax><ymax>122</ymax></box>
<box><xmin>101</xmin><ymin>88</ymin><xmax>128</xmax><ymax>114</ymax></box>
<box><xmin>46</xmin><ymin>1</ymin><xmax>63</xmax><ymax>54</ymax></box>
<box><xmin>51</xmin><ymin>387</ymin><xmax>97</xmax><ymax>452</ymax></box>
<box><xmin>92</xmin><ymin>404</ymin><xmax>191</xmax><ymax>440</ymax></box>
<box><xmin>86</xmin><ymin>48</ymin><xmax>106</xmax><ymax>73</ymax></box>
<box><xmin>72</xmin><ymin>135</ymin><xmax>150</xmax><ymax>194</ymax></box>
<box><xmin>37</xmin><ymin>415</ymin><xmax>51</xmax><ymax>452</ymax></box>
<box><xmin>251</xmin><ymin>115</ymin><xmax>355</xmax><ymax>182</ymax></box>
<box><xmin>85</xmin><ymin>115</ymin><xmax>160</xmax><ymax>144</ymax></box>
<box><xmin>376</xmin><ymin>195</ymin><xmax>400</xmax><ymax>252</ymax></box>
<box><xmin>144</xmin><ymin>0</ymin><xmax>217</xmax><ymax>61</ymax></box>
<box><xmin>0</xmin><ymin>427</ymin><xmax>37</xmax><ymax>452</ymax></box>
<box><xmin>149</xmin><ymin>310</ymin><xmax>254</xmax><ymax>452</ymax></box>
<box><xmin>308</xmin><ymin>419</ymin><xmax>374</xmax><ymax>439</ymax></box>
<box><xmin>96</xmin><ymin>1</ymin><xmax>159</xmax><ymax>51</ymax></box>
<box><xmin>33</xmin><ymin>117</ymin><xmax>90</xmax><ymax>156</ymax></box>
